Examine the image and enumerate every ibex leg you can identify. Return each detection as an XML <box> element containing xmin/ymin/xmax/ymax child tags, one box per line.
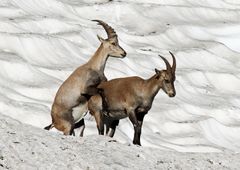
<box><xmin>128</xmin><ymin>111</ymin><xmax>141</xmax><ymax>146</ymax></box>
<box><xmin>74</xmin><ymin>118</ymin><xmax>85</xmax><ymax>137</ymax></box>
<box><xmin>106</xmin><ymin>120</ymin><xmax>119</xmax><ymax>137</ymax></box>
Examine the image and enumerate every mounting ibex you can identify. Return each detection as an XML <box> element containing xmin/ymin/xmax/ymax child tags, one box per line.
<box><xmin>88</xmin><ymin>52</ymin><xmax>176</xmax><ymax>145</ymax></box>
<box><xmin>44</xmin><ymin>20</ymin><xmax>126</xmax><ymax>135</ymax></box>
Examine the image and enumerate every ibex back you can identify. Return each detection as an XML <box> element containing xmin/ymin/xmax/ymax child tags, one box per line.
<box><xmin>44</xmin><ymin>20</ymin><xmax>126</xmax><ymax>135</ymax></box>
<box><xmin>88</xmin><ymin>52</ymin><xmax>176</xmax><ymax>145</ymax></box>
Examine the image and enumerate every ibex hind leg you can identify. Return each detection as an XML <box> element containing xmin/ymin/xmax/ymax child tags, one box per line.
<box><xmin>89</xmin><ymin>109</ymin><xmax>104</xmax><ymax>135</ymax></box>
<box><xmin>62</xmin><ymin>120</ymin><xmax>75</xmax><ymax>136</ymax></box>
<box><xmin>53</xmin><ymin>111</ymin><xmax>75</xmax><ymax>136</ymax></box>
<box><xmin>44</xmin><ymin>121</ymin><xmax>74</xmax><ymax>135</ymax></box>
<box><xmin>105</xmin><ymin>119</ymin><xmax>119</xmax><ymax>137</ymax></box>
<box><xmin>88</xmin><ymin>94</ymin><xmax>104</xmax><ymax>135</ymax></box>
<box><xmin>74</xmin><ymin>118</ymin><xmax>85</xmax><ymax>137</ymax></box>
<box><xmin>94</xmin><ymin>111</ymin><xmax>104</xmax><ymax>135</ymax></box>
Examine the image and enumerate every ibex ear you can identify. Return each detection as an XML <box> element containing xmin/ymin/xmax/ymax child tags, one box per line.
<box><xmin>97</xmin><ymin>35</ymin><xmax>105</xmax><ymax>43</ymax></box>
<box><xmin>155</xmin><ymin>68</ymin><xmax>160</xmax><ymax>74</ymax></box>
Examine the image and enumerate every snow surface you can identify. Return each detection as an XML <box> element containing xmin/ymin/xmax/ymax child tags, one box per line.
<box><xmin>0</xmin><ymin>0</ymin><xmax>240</xmax><ymax>156</ymax></box>
<box><xmin>1</xmin><ymin>113</ymin><xmax>240</xmax><ymax>170</ymax></box>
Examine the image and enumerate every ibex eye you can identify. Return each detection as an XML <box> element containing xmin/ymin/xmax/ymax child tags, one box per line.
<box><xmin>111</xmin><ymin>42</ymin><xmax>116</xmax><ymax>45</ymax></box>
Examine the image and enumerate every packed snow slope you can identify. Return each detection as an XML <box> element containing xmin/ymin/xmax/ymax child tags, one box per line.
<box><xmin>0</xmin><ymin>0</ymin><xmax>240</xmax><ymax>152</ymax></box>
<box><xmin>1</xmin><ymin>114</ymin><xmax>240</xmax><ymax>170</ymax></box>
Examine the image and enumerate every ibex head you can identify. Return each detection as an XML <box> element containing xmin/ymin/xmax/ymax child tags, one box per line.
<box><xmin>155</xmin><ymin>51</ymin><xmax>176</xmax><ymax>97</ymax></box>
<box><xmin>92</xmin><ymin>20</ymin><xmax>126</xmax><ymax>58</ymax></box>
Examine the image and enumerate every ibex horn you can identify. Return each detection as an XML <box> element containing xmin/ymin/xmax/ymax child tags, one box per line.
<box><xmin>92</xmin><ymin>20</ymin><xmax>117</xmax><ymax>39</ymax></box>
<box><xmin>159</xmin><ymin>54</ymin><xmax>172</xmax><ymax>74</ymax></box>
<box><xmin>169</xmin><ymin>51</ymin><xmax>176</xmax><ymax>75</ymax></box>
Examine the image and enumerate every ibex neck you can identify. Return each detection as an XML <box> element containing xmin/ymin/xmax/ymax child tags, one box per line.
<box><xmin>88</xmin><ymin>44</ymin><xmax>109</xmax><ymax>71</ymax></box>
<box><xmin>145</xmin><ymin>74</ymin><xmax>161</xmax><ymax>98</ymax></box>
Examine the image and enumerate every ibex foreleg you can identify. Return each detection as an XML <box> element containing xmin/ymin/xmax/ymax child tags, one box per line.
<box><xmin>128</xmin><ymin>111</ymin><xmax>146</xmax><ymax>146</ymax></box>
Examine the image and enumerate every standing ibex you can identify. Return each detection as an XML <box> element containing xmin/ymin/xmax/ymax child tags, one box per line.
<box><xmin>88</xmin><ymin>52</ymin><xmax>176</xmax><ymax>145</ymax></box>
<box><xmin>44</xmin><ymin>20</ymin><xmax>126</xmax><ymax>135</ymax></box>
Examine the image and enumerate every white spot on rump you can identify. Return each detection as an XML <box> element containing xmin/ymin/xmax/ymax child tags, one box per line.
<box><xmin>72</xmin><ymin>103</ymin><xmax>88</xmax><ymax>123</ymax></box>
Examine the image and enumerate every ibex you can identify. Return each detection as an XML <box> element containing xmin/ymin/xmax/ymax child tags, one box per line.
<box><xmin>88</xmin><ymin>52</ymin><xmax>176</xmax><ymax>145</ymax></box>
<box><xmin>44</xmin><ymin>20</ymin><xmax>126</xmax><ymax>135</ymax></box>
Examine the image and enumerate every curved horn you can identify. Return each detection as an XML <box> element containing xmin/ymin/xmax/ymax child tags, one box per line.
<box><xmin>92</xmin><ymin>20</ymin><xmax>117</xmax><ymax>39</ymax></box>
<box><xmin>169</xmin><ymin>51</ymin><xmax>176</xmax><ymax>74</ymax></box>
<box><xmin>159</xmin><ymin>55</ymin><xmax>171</xmax><ymax>73</ymax></box>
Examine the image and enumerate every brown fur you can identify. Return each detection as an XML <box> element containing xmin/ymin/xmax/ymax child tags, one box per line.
<box><xmin>88</xmin><ymin>52</ymin><xmax>176</xmax><ymax>145</ymax></box>
<box><xmin>44</xmin><ymin>20</ymin><xmax>126</xmax><ymax>136</ymax></box>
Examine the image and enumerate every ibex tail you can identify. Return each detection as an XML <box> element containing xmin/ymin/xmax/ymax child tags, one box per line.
<box><xmin>44</xmin><ymin>124</ymin><xmax>54</xmax><ymax>130</ymax></box>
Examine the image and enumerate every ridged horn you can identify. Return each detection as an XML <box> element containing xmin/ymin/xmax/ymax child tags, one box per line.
<box><xmin>169</xmin><ymin>51</ymin><xmax>176</xmax><ymax>75</ymax></box>
<box><xmin>159</xmin><ymin>55</ymin><xmax>172</xmax><ymax>73</ymax></box>
<box><xmin>92</xmin><ymin>19</ymin><xmax>117</xmax><ymax>39</ymax></box>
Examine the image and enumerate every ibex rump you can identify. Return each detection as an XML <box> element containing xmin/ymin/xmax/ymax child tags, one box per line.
<box><xmin>88</xmin><ymin>52</ymin><xmax>176</xmax><ymax>145</ymax></box>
